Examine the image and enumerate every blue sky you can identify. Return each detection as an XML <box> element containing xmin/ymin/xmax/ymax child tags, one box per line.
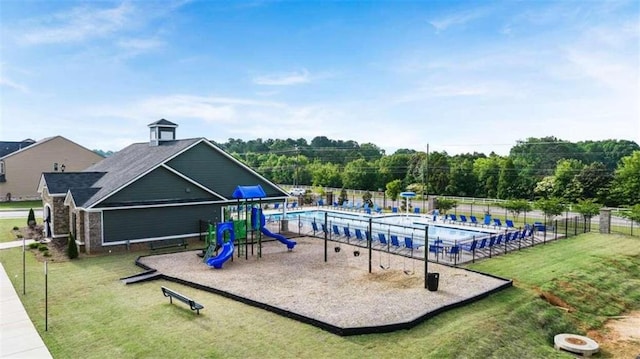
<box><xmin>1</xmin><ymin>0</ymin><xmax>638</xmax><ymax>155</ymax></box>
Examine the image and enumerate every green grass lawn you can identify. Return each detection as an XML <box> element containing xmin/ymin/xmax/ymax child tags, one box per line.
<box><xmin>0</xmin><ymin>200</ymin><xmax>42</xmax><ymax>210</ymax></box>
<box><xmin>0</xmin><ymin>218</ymin><xmax>25</xmax><ymax>243</ymax></box>
<box><xmin>1</xmin><ymin>227</ymin><xmax>638</xmax><ymax>358</ymax></box>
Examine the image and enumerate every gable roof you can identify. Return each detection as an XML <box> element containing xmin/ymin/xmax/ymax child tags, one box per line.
<box><xmin>80</xmin><ymin>138</ymin><xmax>201</xmax><ymax>208</ymax></box>
<box><xmin>0</xmin><ymin>139</ymin><xmax>36</xmax><ymax>158</ymax></box>
<box><xmin>41</xmin><ymin>136</ymin><xmax>289</xmax><ymax>209</ymax></box>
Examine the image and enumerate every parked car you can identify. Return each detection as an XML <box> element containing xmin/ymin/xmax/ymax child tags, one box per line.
<box><xmin>289</xmin><ymin>188</ymin><xmax>306</xmax><ymax>196</ymax></box>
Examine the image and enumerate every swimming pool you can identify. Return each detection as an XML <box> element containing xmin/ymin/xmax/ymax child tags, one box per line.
<box><xmin>267</xmin><ymin>209</ymin><xmax>491</xmax><ymax>245</ymax></box>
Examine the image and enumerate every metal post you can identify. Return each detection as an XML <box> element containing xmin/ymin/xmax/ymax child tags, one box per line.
<box><xmin>22</xmin><ymin>237</ymin><xmax>26</xmax><ymax>295</ymax></box>
<box><xmin>44</xmin><ymin>261</ymin><xmax>48</xmax><ymax>331</ymax></box>
<box><xmin>324</xmin><ymin>212</ymin><xmax>328</xmax><ymax>263</ymax></box>
<box><xmin>424</xmin><ymin>225</ymin><xmax>429</xmax><ymax>289</ymax></box>
<box><xmin>368</xmin><ymin>218</ymin><xmax>373</xmax><ymax>273</ymax></box>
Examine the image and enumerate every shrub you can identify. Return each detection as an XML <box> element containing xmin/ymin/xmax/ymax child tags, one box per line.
<box><xmin>38</xmin><ymin>244</ymin><xmax>48</xmax><ymax>252</ymax></box>
<box><xmin>27</xmin><ymin>208</ymin><xmax>36</xmax><ymax>228</ymax></box>
<box><xmin>67</xmin><ymin>233</ymin><xmax>79</xmax><ymax>259</ymax></box>
<box><xmin>16</xmin><ymin>234</ymin><xmax>23</xmax><ymax>239</ymax></box>
<box><xmin>28</xmin><ymin>242</ymin><xmax>39</xmax><ymax>249</ymax></box>
<box><xmin>43</xmin><ymin>251</ymin><xmax>51</xmax><ymax>257</ymax></box>
<box><xmin>12</xmin><ymin>226</ymin><xmax>19</xmax><ymax>231</ymax></box>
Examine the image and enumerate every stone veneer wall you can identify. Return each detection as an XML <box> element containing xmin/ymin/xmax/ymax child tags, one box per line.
<box><xmin>52</xmin><ymin>196</ymin><xmax>69</xmax><ymax>237</ymax></box>
<box><xmin>84</xmin><ymin>211</ymin><xmax>103</xmax><ymax>255</ymax></box>
<box><xmin>40</xmin><ymin>189</ymin><xmax>69</xmax><ymax>238</ymax></box>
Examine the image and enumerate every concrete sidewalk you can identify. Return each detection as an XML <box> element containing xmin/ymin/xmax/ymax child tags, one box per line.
<box><xmin>0</xmin><ymin>240</ymin><xmax>35</xmax><ymax>250</ymax></box>
<box><xmin>0</xmin><ymin>262</ymin><xmax>52</xmax><ymax>358</ymax></box>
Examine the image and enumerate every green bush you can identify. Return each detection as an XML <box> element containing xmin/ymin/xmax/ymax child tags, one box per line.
<box><xmin>12</xmin><ymin>226</ymin><xmax>19</xmax><ymax>231</ymax></box>
<box><xmin>67</xmin><ymin>233</ymin><xmax>79</xmax><ymax>259</ymax></box>
<box><xmin>28</xmin><ymin>242</ymin><xmax>39</xmax><ymax>249</ymax></box>
<box><xmin>38</xmin><ymin>244</ymin><xmax>48</xmax><ymax>251</ymax></box>
<box><xmin>43</xmin><ymin>251</ymin><xmax>51</xmax><ymax>257</ymax></box>
<box><xmin>16</xmin><ymin>233</ymin><xmax>23</xmax><ymax>239</ymax></box>
<box><xmin>27</xmin><ymin>208</ymin><xmax>36</xmax><ymax>227</ymax></box>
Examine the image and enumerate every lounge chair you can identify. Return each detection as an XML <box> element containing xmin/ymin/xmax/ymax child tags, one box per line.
<box><xmin>414</xmin><ymin>207</ymin><xmax>420</xmax><ymax>214</ymax></box>
<box><xmin>311</xmin><ymin>222</ymin><xmax>319</xmax><ymax>233</ymax></box>
<box><xmin>377</xmin><ymin>233</ymin><xmax>388</xmax><ymax>246</ymax></box>
<box><xmin>374</xmin><ymin>205</ymin><xmax>382</xmax><ymax>214</ymax></box>
<box><xmin>449</xmin><ymin>214</ymin><xmax>458</xmax><ymax>223</ymax></box>
<box><xmin>332</xmin><ymin>225</ymin><xmax>341</xmax><ymax>239</ymax></box>
<box><xmin>483</xmin><ymin>214</ymin><xmax>492</xmax><ymax>226</ymax></box>
<box><xmin>470</xmin><ymin>216</ymin><xmax>478</xmax><ymax>225</ymax></box>
<box><xmin>317</xmin><ymin>199</ymin><xmax>324</xmax><ymax>206</ymax></box>
<box><xmin>505</xmin><ymin>219</ymin><xmax>514</xmax><ymax>228</ymax></box>
<box><xmin>404</xmin><ymin>237</ymin><xmax>421</xmax><ymax>251</ymax></box>
<box><xmin>493</xmin><ymin>218</ymin><xmax>502</xmax><ymax>227</ymax></box>
<box><xmin>459</xmin><ymin>215</ymin><xmax>468</xmax><ymax>225</ymax></box>
<box><xmin>274</xmin><ymin>203</ymin><xmax>280</xmax><ymax>210</ymax></box>
<box><xmin>354</xmin><ymin>228</ymin><xmax>366</xmax><ymax>246</ymax></box>
<box><xmin>392</xmin><ymin>207</ymin><xmax>398</xmax><ymax>213</ymax></box>
<box><xmin>343</xmin><ymin>227</ymin><xmax>352</xmax><ymax>242</ymax></box>
<box><xmin>390</xmin><ymin>235</ymin><xmax>401</xmax><ymax>251</ymax></box>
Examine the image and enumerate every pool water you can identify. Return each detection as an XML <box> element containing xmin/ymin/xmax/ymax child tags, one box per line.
<box><xmin>267</xmin><ymin>209</ymin><xmax>490</xmax><ymax>245</ymax></box>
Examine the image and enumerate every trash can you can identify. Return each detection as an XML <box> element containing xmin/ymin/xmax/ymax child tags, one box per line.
<box><xmin>427</xmin><ymin>272</ymin><xmax>439</xmax><ymax>291</ymax></box>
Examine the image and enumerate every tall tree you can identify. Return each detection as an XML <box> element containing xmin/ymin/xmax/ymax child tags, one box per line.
<box><xmin>608</xmin><ymin>151</ymin><xmax>640</xmax><ymax>206</ymax></box>
<box><xmin>497</xmin><ymin>158</ymin><xmax>519</xmax><ymax>199</ymax></box>
<box><xmin>342</xmin><ymin>159</ymin><xmax>377</xmax><ymax>190</ymax></box>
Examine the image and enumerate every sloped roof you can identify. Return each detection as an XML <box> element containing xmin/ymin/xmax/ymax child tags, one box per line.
<box><xmin>80</xmin><ymin>138</ymin><xmax>201</xmax><ymax>207</ymax></box>
<box><xmin>67</xmin><ymin>188</ymin><xmax>101</xmax><ymax>207</ymax></box>
<box><xmin>148</xmin><ymin>119</ymin><xmax>178</xmax><ymax>127</ymax></box>
<box><xmin>0</xmin><ymin>139</ymin><xmax>36</xmax><ymax>158</ymax></box>
<box><xmin>41</xmin><ymin>172</ymin><xmax>106</xmax><ymax>195</ymax></box>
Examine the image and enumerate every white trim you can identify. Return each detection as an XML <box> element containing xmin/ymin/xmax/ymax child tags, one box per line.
<box><xmin>95</xmin><ymin>199</ymin><xmax>230</xmax><ymax>211</ymax></box>
<box><xmin>160</xmin><ymin>164</ymin><xmax>227</xmax><ymax>200</ymax></box>
<box><xmin>102</xmin><ymin>232</ymin><xmax>198</xmax><ymax>247</ymax></box>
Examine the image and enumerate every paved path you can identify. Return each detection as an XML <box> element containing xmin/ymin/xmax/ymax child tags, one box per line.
<box><xmin>0</xmin><ymin>246</ymin><xmax>52</xmax><ymax>358</ymax></box>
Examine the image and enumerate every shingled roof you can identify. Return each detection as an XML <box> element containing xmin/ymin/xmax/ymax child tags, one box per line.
<box><xmin>41</xmin><ymin>172</ymin><xmax>106</xmax><ymax>195</ymax></box>
<box><xmin>79</xmin><ymin>138</ymin><xmax>201</xmax><ymax>208</ymax></box>
<box><xmin>0</xmin><ymin>139</ymin><xmax>36</xmax><ymax>158</ymax></box>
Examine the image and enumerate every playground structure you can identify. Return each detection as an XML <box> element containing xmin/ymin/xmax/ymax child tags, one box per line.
<box><xmin>203</xmin><ymin>185</ymin><xmax>296</xmax><ymax>269</ymax></box>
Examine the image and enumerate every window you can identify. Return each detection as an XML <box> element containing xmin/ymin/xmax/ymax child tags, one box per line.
<box><xmin>0</xmin><ymin>161</ymin><xmax>4</xmax><ymax>174</ymax></box>
<box><xmin>160</xmin><ymin>130</ymin><xmax>174</xmax><ymax>140</ymax></box>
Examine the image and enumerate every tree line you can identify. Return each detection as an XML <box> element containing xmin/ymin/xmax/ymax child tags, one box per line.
<box><xmin>220</xmin><ymin>136</ymin><xmax>639</xmax><ymax>209</ymax></box>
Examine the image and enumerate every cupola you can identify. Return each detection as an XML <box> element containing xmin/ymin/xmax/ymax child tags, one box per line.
<box><xmin>148</xmin><ymin>119</ymin><xmax>178</xmax><ymax>146</ymax></box>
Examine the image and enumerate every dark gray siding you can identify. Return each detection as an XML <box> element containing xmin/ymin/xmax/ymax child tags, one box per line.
<box><xmin>102</xmin><ymin>204</ymin><xmax>223</xmax><ymax>243</ymax></box>
<box><xmin>104</xmin><ymin>166</ymin><xmax>217</xmax><ymax>205</ymax></box>
<box><xmin>166</xmin><ymin>142</ymin><xmax>286</xmax><ymax>199</ymax></box>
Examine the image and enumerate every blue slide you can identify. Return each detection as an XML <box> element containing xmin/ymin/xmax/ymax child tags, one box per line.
<box><xmin>261</xmin><ymin>224</ymin><xmax>296</xmax><ymax>250</ymax></box>
<box><xmin>205</xmin><ymin>221</ymin><xmax>235</xmax><ymax>269</ymax></box>
<box><xmin>252</xmin><ymin>207</ymin><xmax>296</xmax><ymax>250</ymax></box>
<box><xmin>206</xmin><ymin>241</ymin><xmax>234</xmax><ymax>269</ymax></box>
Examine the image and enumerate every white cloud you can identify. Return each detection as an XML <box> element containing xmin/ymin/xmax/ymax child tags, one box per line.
<box><xmin>253</xmin><ymin>69</ymin><xmax>311</xmax><ymax>86</ymax></box>
<box><xmin>429</xmin><ymin>8</ymin><xmax>489</xmax><ymax>32</ymax></box>
<box><xmin>0</xmin><ymin>76</ymin><xmax>29</xmax><ymax>93</ymax></box>
<box><xmin>20</xmin><ymin>3</ymin><xmax>134</xmax><ymax>45</ymax></box>
<box><xmin>116</xmin><ymin>37</ymin><xmax>164</xmax><ymax>51</ymax></box>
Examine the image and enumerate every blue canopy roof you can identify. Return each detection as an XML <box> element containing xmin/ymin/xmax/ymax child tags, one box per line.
<box><xmin>400</xmin><ymin>191</ymin><xmax>416</xmax><ymax>197</ymax></box>
<box><xmin>232</xmin><ymin>185</ymin><xmax>267</xmax><ymax>199</ymax></box>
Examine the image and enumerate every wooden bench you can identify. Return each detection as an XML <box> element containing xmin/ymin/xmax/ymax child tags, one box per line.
<box><xmin>148</xmin><ymin>238</ymin><xmax>188</xmax><ymax>252</ymax></box>
<box><xmin>161</xmin><ymin>286</ymin><xmax>203</xmax><ymax>314</ymax></box>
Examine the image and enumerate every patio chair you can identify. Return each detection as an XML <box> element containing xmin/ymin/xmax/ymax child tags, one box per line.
<box><xmin>459</xmin><ymin>215</ymin><xmax>468</xmax><ymax>225</ymax></box>
<box><xmin>493</xmin><ymin>218</ymin><xmax>502</xmax><ymax>227</ymax></box>
<box><xmin>414</xmin><ymin>207</ymin><xmax>420</xmax><ymax>214</ymax></box>
<box><xmin>343</xmin><ymin>227</ymin><xmax>352</xmax><ymax>242</ymax></box>
<box><xmin>470</xmin><ymin>216</ymin><xmax>479</xmax><ymax>225</ymax></box>
<box><xmin>506</xmin><ymin>219</ymin><xmax>514</xmax><ymax>228</ymax></box>
<box><xmin>449</xmin><ymin>214</ymin><xmax>458</xmax><ymax>223</ymax></box>
<box><xmin>483</xmin><ymin>214</ymin><xmax>492</xmax><ymax>226</ymax></box>
<box><xmin>274</xmin><ymin>203</ymin><xmax>280</xmax><ymax>210</ymax></box>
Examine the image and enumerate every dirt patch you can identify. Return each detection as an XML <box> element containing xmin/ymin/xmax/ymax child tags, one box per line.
<box><xmin>537</xmin><ymin>289</ymin><xmax>574</xmax><ymax>312</ymax></box>
<box><xmin>365</xmin><ymin>269</ymin><xmax>424</xmax><ymax>288</ymax></box>
<box><xmin>587</xmin><ymin>311</ymin><xmax>640</xmax><ymax>358</ymax></box>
